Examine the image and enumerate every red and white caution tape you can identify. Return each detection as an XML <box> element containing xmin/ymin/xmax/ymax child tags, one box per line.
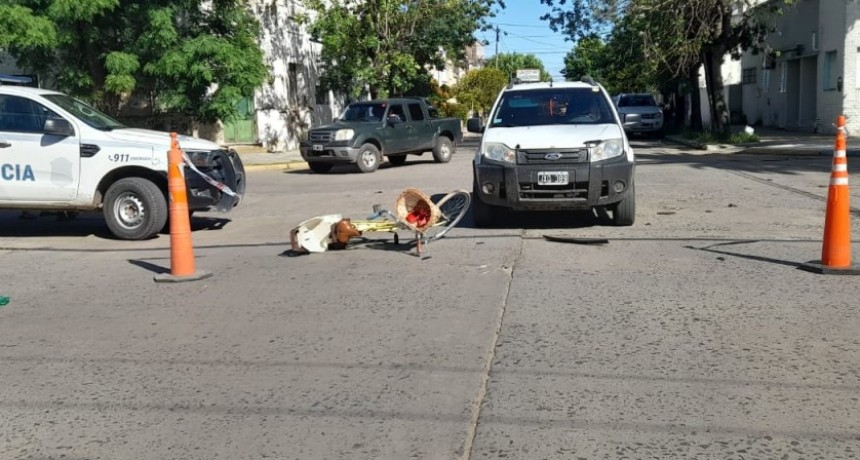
<box><xmin>182</xmin><ymin>153</ymin><xmax>238</xmax><ymax>197</ymax></box>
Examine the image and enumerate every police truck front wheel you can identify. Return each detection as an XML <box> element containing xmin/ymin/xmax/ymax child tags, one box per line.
<box><xmin>103</xmin><ymin>177</ymin><xmax>168</xmax><ymax>240</ymax></box>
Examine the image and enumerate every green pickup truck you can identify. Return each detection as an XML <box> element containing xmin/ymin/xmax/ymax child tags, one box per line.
<box><xmin>300</xmin><ymin>97</ymin><xmax>463</xmax><ymax>173</ymax></box>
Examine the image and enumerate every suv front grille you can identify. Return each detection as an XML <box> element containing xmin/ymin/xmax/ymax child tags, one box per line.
<box><xmin>517</xmin><ymin>149</ymin><xmax>588</xmax><ymax>165</ymax></box>
<box><xmin>518</xmin><ymin>182</ymin><xmax>588</xmax><ymax>200</ymax></box>
<box><xmin>309</xmin><ymin>131</ymin><xmax>333</xmax><ymax>143</ymax></box>
<box><xmin>641</xmin><ymin>113</ymin><xmax>661</xmax><ymax>120</ymax></box>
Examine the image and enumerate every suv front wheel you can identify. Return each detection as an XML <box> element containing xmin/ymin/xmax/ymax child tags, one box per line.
<box><xmin>472</xmin><ymin>178</ymin><xmax>499</xmax><ymax>227</ymax></box>
<box><xmin>611</xmin><ymin>182</ymin><xmax>636</xmax><ymax>226</ymax></box>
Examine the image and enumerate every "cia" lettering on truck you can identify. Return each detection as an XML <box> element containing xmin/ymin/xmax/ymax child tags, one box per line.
<box><xmin>1</xmin><ymin>164</ymin><xmax>35</xmax><ymax>181</ymax></box>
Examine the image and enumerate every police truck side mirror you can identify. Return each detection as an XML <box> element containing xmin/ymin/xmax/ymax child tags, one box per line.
<box><xmin>44</xmin><ymin>118</ymin><xmax>75</xmax><ymax>137</ymax></box>
<box><xmin>467</xmin><ymin>117</ymin><xmax>484</xmax><ymax>133</ymax></box>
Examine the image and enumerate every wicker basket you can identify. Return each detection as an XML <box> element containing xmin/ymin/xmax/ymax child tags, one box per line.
<box><xmin>395</xmin><ymin>188</ymin><xmax>441</xmax><ymax>232</ymax></box>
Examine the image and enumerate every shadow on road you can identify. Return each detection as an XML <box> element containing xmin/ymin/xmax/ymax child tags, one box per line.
<box><xmin>0</xmin><ymin>212</ymin><xmax>232</xmax><ymax>240</ymax></box>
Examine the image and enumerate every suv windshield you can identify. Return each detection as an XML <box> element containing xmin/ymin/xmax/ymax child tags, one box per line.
<box><xmin>43</xmin><ymin>94</ymin><xmax>126</xmax><ymax>131</ymax></box>
<box><xmin>490</xmin><ymin>88</ymin><xmax>615</xmax><ymax>128</ymax></box>
<box><xmin>618</xmin><ymin>95</ymin><xmax>657</xmax><ymax>107</ymax></box>
<box><xmin>339</xmin><ymin>103</ymin><xmax>387</xmax><ymax>122</ymax></box>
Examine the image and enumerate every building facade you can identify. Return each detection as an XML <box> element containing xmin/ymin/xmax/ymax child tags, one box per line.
<box><xmin>724</xmin><ymin>0</ymin><xmax>860</xmax><ymax>134</ymax></box>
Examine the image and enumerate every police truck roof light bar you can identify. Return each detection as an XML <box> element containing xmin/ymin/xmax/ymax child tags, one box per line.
<box><xmin>0</xmin><ymin>74</ymin><xmax>34</xmax><ymax>86</ymax></box>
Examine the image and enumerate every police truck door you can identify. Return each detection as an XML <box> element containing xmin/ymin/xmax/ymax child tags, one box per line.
<box><xmin>0</xmin><ymin>94</ymin><xmax>80</xmax><ymax>201</ymax></box>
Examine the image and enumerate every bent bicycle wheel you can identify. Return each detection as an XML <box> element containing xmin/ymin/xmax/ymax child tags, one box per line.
<box><xmin>423</xmin><ymin>189</ymin><xmax>471</xmax><ymax>243</ymax></box>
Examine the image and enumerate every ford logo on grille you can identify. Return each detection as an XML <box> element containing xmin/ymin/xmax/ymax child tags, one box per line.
<box><xmin>544</xmin><ymin>152</ymin><xmax>563</xmax><ymax>160</ymax></box>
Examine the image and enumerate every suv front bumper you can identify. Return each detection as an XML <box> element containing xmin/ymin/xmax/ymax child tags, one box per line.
<box><xmin>473</xmin><ymin>155</ymin><xmax>634</xmax><ymax>211</ymax></box>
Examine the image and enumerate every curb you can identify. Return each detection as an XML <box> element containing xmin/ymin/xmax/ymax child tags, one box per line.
<box><xmin>244</xmin><ymin>161</ymin><xmax>309</xmax><ymax>172</ymax></box>
<box><xmin>663</xmin><ymin>136</ymin><xmax>860</xmax><ymax>157</ymax></box>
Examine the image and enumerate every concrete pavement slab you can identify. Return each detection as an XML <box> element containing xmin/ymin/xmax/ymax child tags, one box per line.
<box><xmin>469</xmin><ymin>237</ymin><xmax>860</xmax><ymax>459</ymax></box>
<box><xmin>0</xmin><ymin>238</ymin><xmax>520</xmax><ymax>460</ymax></box>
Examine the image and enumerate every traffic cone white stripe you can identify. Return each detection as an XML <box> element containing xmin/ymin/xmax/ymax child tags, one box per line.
<box><xmin>830</xmin><ymin>177</ymin><xmax>850</xmax><ymax>186</ymax></box>
<box><xmin>835</xmin><ymin>150</ymin><xmax>847</xmax><ymax>158</ymax></box>
<box><xmin>833</xmin><ymin>163</ymin><xmax>848</xmax><ymax>172</ymax></box>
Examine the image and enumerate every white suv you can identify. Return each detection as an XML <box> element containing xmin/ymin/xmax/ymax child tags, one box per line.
<box><xmin>466</xmin><ymin>77</ymin><xmax>636</xmax><ymax>226</ymax></box>
<box><xmin>0</xmin><ymin>84</ymin><xmax>245</xmax><ymax>240</ymax></box>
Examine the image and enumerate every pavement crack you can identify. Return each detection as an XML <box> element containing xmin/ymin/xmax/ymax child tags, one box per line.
<box><xmin>460</xmin><ymin>232</ymin><xmax>524</xmax><ymax>460</ymax></box>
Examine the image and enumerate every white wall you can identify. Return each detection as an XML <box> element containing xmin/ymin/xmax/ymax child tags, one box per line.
<box><xmin>248</xmin><ymin>0</ymin><xmax>345</xmax><ymax>152</ymax></box>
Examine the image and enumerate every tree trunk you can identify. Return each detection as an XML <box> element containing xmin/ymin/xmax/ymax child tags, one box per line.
<box><xmin>688</xmin><ymin>66</ymin><xmax>703</xmax><ymax>132</ymax></box>
<box><xmin>704</xmin><ymin>48</ymin><xmax>731</xmax><ymax>137</ymax></box>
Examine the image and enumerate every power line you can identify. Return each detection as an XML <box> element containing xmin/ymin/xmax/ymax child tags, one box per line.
<box><xmin>494</xmin><ymin>22</ymin><xmax>552</xmax><ymax>29</ymax></box>
<box><xmin>505</xmin><ymin>30</ymin><xmax>564</xmax><ymax>48</ymax></box>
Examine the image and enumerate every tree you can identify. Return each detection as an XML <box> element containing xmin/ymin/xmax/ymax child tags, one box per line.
<box><xmin>0</xmin><ymin>0</ymin><xmax>268</xmax><ymax>122</ymax></box>
<box><xmin>453</xmin><ymin>67</ymin><xmax>507</xmax><ymax>117</ymax></box>
<box><xmin>485</xmin><ymin>52</ymin><xmax>552</xmax><ymax>82</ymax></box>
<box><xmin>542</xmin><ymin>0</ymin><xmax>793</xmax><ymax>135</ymax></box>
<box><xmin>303</xmin><ymin>0</ymin><xmax>503</xmax><ymax>99</ymax></box>
<box><xmin>561</xmin><ymin>35</ymin><xmax>606</xmax><ymax>83</ymax></box>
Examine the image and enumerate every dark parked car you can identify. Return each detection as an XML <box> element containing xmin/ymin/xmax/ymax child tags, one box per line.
<box><xmin>300</xmin><ymin>97</ymin><xmax>463</xmax><ymax>173</ymax></box>
<box><xmin>612</xmin><ymin>93</ymin><xmax>664</xmax><ymax>136</ymax></box>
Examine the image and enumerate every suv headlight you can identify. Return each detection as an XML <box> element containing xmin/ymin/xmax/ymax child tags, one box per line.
<box><xmin>590</xmin><ymin>139</ymin><xmax>624</xmax><ymax>162</ymax></box>
<box><xmin>481</xmin><ymin>142</ymin><xmax>516</xmax><ymax>163</ymax></box>
<box><xmin>334</xmin><ymin>129</ymin><xmax>355</xmax><ymax>141</ymax></box>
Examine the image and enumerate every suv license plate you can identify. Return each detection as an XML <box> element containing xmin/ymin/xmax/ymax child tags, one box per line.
<box><xmin>312</xmin><ymin>144</ymin><xmax>324</xmax><ymax>151</ymax></box>
<box><xmin>537</xmin><ymin>171</ymin><xmax>569</xmax><ymax>186</ymax></box>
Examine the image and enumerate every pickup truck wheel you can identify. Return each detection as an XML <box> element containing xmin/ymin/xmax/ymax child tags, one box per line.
<box><xmin>103</xmin><ymin>177</ymin><xmax>168</xmax><ymax>240</ymax></box>
<box><xmin>611</xmin><ymin>182</ymin><xmax>636</xmax><ymax>226</ymax></box>
<box><xmin>432</xmin><ymin>137</ymin><xmax>454</xmax><ymax>163</ymax></box>
<box><xmin>388</xmin><ymin>155</ymin><xmax>407</xmax><ymax>166</ymax></box>
<box><xmin>356</xmin><ymin>144</ymin><xmax>381</xmax><ymax>173</ymax></box>
<box><xmin>309</xmin><ymin>162</ymin><xmax>333</xmax><ymax>174</ymax></box>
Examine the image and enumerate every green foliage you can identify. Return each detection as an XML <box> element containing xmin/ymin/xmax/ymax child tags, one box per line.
<box><xmin>728</xmin><ymin>131</ymin><xmax>760</xmax><ymax>144</ymax></box>
<box><xmin>2</xmin><ymin>0</ymin><xmax>267</xmax><ymax>122</ymax></box>
<box><xmin>453</xmin><ymin>67</ymin><xmax>507</xmax><ymax>117</ymax></box>
<box><xmin>683</xmin><ymin>128</ymin><xmax>760</xmax><ymax>145</ymax></box>
<box><xmin>0</xmin><ymin>4</ymin><xmax>57</xmax><ymax>50</ymax></box>
<box><xmin>562</xmin><ymin>35</ymin><xmax>605</xmax><ymax>82</ymax></box>
<box><xmin>304</xmin><ymin>0</ymin><xmax>502</xmax><ymax>98</ymax></box>
<box><xmin>485</xmin><ymin>53</ymin><xmax>552</xmax><ymax>82</ymax></box>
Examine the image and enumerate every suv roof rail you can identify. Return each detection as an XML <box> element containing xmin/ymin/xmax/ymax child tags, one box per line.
<box><xmin>581</xmin><ymin>75</ymin><xmax>597</xmax><ymax>86</ymax></box>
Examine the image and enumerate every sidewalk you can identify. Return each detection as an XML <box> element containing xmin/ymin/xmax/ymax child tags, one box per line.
<box><xmin>229</xmin><ymin>144</ymin><xmax>307</xmax><ymax>172</ymax></box>
<box><xmin>664</xmin><ymin>125</ymin><xmax>860</xmax><ymax>156</ymax></box>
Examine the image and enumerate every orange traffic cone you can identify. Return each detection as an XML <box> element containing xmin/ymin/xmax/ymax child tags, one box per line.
<box><xmin>154</xmin><ymin>133</ymin><xmax>213</xmax><ymax>282</ymax></box>
<box><xmin>801</xmin><ymin>115</ymin><xmax>860</xmax><ymax>274</ymax></box>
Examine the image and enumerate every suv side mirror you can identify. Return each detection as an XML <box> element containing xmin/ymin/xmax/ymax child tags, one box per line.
<box><xmin>467</xmin><ymin>117</ymin><xmax>484</xmax><ymax>133</ymax></box>
<box><xmin>44</xmin><ymin>118</ymin><xmax>75</xmax><ymax>137</ymax></box>
<box><xmin>386</xmin><ymin>114</ymin><xmax>401</xmax><ymax>126</ymax></box>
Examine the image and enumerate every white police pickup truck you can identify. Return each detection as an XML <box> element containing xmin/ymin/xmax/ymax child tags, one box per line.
<box><xmin>0</xmin><ymin>83</ymin><xmax>245</xmax><ymax>240</ymax></box>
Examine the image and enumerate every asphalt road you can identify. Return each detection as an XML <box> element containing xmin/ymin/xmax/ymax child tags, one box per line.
<box><xmin>1</xmin><ymin>138</ymin><xmax>859</xmax><ymax>459</ymax></box>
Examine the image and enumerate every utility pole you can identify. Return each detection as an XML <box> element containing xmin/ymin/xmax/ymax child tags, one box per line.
<box><xmin>494</xmin><ymin>25</ymin><xmax>500</xmax><ymax>67</ymax></box>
